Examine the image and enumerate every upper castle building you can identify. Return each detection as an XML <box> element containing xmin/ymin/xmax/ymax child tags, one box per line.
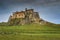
<box><xmin>8</xmin><ymin>8</ymin><xmax>40</xmax><ymax>25</ymax></box>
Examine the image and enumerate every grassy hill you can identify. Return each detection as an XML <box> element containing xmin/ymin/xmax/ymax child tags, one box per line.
<box><xmin>0</xmin><ymin>23</ymin><xmax>60</xmax><ymax>40</ymax></box>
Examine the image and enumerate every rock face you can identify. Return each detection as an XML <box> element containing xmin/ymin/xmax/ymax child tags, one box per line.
<box><xmin>8</xmin><ymin>8</ymin><xmax>40</xmax><ymax>25</ymax></box>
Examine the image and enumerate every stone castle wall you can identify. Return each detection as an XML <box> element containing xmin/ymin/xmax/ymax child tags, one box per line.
<box><xmin>8</xmin><ymin>8</ymin><xmax>40</xmax><ymax>25</ymax></box>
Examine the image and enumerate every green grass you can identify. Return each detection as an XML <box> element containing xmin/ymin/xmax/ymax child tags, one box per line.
<box><xmin>0</xmin><ymin>23</ymin><xmax>60</xmax><ymax>40</ymax></box>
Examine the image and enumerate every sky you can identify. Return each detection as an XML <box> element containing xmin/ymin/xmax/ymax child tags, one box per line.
<box><xmin>0</xmin><ymin>0</ymin><xmax>60</xmax><ymax>24</ymax></box>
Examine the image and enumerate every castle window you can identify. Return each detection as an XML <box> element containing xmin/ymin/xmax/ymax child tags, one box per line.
<box><xmin>19</xmin><ymin>15</ymin><xmax>20</xmax><ymax>16</ymax></box>
<box><xmin>16</xmin><ymin>15</ymin><xmax>17</xmax><ymax>17</ymax></box>
<box><xmin>22</xmin><ymin>14</ymin><xmax>23</xmax><ymax>16</ymax></box>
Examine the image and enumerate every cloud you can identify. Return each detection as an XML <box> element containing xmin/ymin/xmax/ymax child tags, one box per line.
<box><xmin>0</xmin><ymin>0</ymin><xmax>60</xmax><ymax>10</ymax></box>
<box><xmin>0</xmin><ymin>0</ymin><xmax>36</xmax><ymax>4</ymax></box>
<box><xmin>0</xmin><ymin>0</ymin><xmax>60</xmax><ymax>7</ymax></box>
<box><xmin>31</xmin><ymin>0</ymin><xmax>60</xmax><ymax>7</ymax></box>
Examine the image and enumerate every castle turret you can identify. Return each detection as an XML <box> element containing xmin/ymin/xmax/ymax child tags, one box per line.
<box><xmin>25</xmin><ymin>8</ymin><xmax>27</xmax><ymax>11</ymax></box>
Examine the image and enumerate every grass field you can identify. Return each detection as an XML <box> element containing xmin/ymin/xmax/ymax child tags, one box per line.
<box><xmin>0</xmin><ymin>23</ymin><xmax>60</xmax><ymax>40</ymax></box>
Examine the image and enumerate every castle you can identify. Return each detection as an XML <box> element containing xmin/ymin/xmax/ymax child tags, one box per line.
<box><xmin>8</xmin><ymin>8</ymin><xmax>40</xmax><ymax>25</ymax></box>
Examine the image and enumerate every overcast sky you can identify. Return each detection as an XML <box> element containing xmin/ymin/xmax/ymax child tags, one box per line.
<box><xmin>0</xmin><ymin>0</ymin><xmax>60</xmax><ymax>24</ymax></box>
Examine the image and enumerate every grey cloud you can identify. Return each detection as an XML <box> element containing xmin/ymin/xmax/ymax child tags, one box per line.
<box><xmin>0</xmin><ymin>0</ymin><xmax>36</xmax><ymax>4</ymax></box>
<box><xmin>0</xmin><ymin>0</ymin><xmax>60</xmax><ymax>5</ymax></box>
<box><xmin>0</xmin><ymin>0</ymin><xmax>60</xmax><ymax>8</ymax></box>
<box><xmin>0</xmin><ymin>0</ymin><xmax>36</xmax><ymax>8</ymax></box>
<box><xmin>32</xmin><ymin>0</ymin><xmax>60</xmax><ymax>6</ymax></box>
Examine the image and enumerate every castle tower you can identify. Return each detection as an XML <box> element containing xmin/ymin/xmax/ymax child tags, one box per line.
<box><xmin>25</xmin><ymin>8</ymin><xmax>27</xmax><ymax>11</ymax></box>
